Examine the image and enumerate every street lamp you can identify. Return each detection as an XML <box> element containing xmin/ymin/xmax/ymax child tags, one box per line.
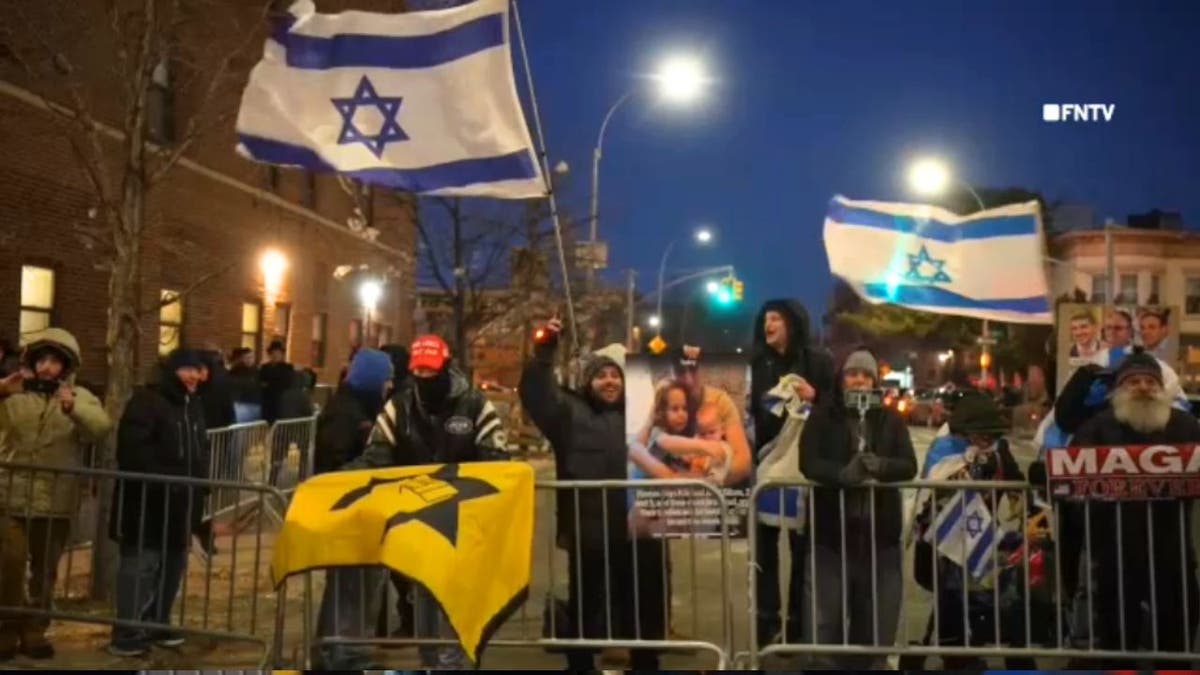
<box><xmin>359</xmin><ymin>279</ymin><xmax>383</xmax><ymax>344</ymax></box>
<box><xmin>259</xmin><ymin>249</ymin><xmax>288</xmax><ymax>297</ymax></box>
<box><xmin>705</xmin><ymin>280</ymin><xmax>720</xmax><ymax>295</ymax></box>
<box><xmin>647</xmin><ymin>315</ymin><xmax>661</xmax><ymax>329</ymax></box>
<box><xmin>655</xmin><ymin>227</ymin><xmax>715</xmax><ymax>338</ymax></box>
<box><xmin>588</xmin><ymin>54</ymin><xmax>711</xmax><ymax>289</ymax></box>
<box><xmin>906</xmin><ymin>156</ymin><xmax>990</xmax><ymax>386</ymax></box>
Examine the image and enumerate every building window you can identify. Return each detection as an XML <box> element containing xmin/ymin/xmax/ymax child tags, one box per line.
<box><xmin>1187</xmin><ymin>278</ymin><xmax>1200</xmax><ymax>315</ymax></box>
<box><xmin>241</xmin><ymin>302</ymin><xmax>262</xmax><ymax>353</ymax></box>
<box><xmin>311</xmin><ymin>313</ymin><xmax>327</xmax><ymax>367</ymax></box>
<box><xmin>1148</xmin><ymin>274</ymin><xmax>1161</xmax><ymax>305</ymax></box>
<box><xmin>273</xmin><ymin>303</ymin><xmax>292</xmax><ymax>356</ymax></box>
<box><xmin>146</xmin><ymin>60</ymin><xmax>174</xmax><ymax>144</ymax></box>
<box><xmin>19</xmin><ymin>265</ymin><xmax>55</xmax><ymax>335</ymax></box>
<box><xmin>159</xmin><ymin>289</ymin><xmax>183</xmax><ymax>355</ymax></box>
<box><xmin>1116</xmin><ymin>273</ymin><xmax>1138</xmax><ymax>305</ymax></box>
<box><xmin>1090</xmin><ymin>274</ymin><xmax>1108</xmax><ymax>304</ymax></box>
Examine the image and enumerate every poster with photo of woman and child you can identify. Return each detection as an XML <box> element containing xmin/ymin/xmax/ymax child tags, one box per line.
<box><xmin>1056</xmin><ymin>302</ymin><xmax>1180</xmax><ymax>393</ymax></box>
<box><xmin>625</xmin><ymin>346</ymin><xmax>753</xmax><ymax>538</ymax></box>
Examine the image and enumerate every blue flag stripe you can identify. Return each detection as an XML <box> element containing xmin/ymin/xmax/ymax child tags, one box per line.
<box><xmin>966</xmin><ymin>509</ymin><xmax>997</xmax><ymax>575</ymax></box>
<box><xmin>275</xmin><ymin>12</ymin><xmax>505</xmax><ymax>71</ymax></box>
<box><xmin>238</xmin><ymin>134</ymin><xmax>539</xmax><ymax>193</ymax></box>
<box><xmin>935</xmin><ymin>493</ymin><xmax>965</xmax><ymax>543</ymax></box>
<box><xmin>828</xmin><ymin>200</ymin><xmax>1038</xmax><ymax>242</ymax></box>
<box><xmin>862</xmin><ymin>283</ymin><xmax>1050</xmax><ymax>314</ymax></box>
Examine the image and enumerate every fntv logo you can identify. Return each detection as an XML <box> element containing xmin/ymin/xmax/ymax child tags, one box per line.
<box><xmin>1043</xmin><ymin>103</ymin><xmax>1115</xmax><ymax>123</ymax></box>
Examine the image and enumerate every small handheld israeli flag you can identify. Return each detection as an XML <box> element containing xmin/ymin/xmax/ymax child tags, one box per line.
<box><xmin>235</xmin><ymin>0</ymin><xmax>545</xmax><ymax>198</ymax></box>
<box><xmin>823</xmin><ymin>195</ymin><xmax>1051</xmax><ymax>324</ymax></box>
<box><xmin>924</xmin><ymin>490</ymin><xmax>997</xmax><ymax>579</ymax></box>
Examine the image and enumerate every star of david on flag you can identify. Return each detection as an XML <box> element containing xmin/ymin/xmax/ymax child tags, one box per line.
<box><xmin>235</xmin><ymin>0</ymin><xmax>546</xmax><ymax>198</ymax></box>
<box><xmin>331</xmin><ymin>76</ymin><xmax>409</xmax><ymax>158</ymax></box>
<box><xmin>925</xmin><ymin>490</ymin><xmax>997</xmax><ymax>580</ymax></box>
<box><xmin>905</xmin><ymin>244</ymin><xmax>952</xmax><ymax>284</ymax></box>
<box><xmin>823</xmin><ymin>195</ymin><xmax>1051</xmax><ymax>324</ymax></box>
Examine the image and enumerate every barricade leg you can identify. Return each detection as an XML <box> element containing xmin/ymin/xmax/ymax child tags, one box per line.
<box><xmin>312</xmin><ymin>566</ymin><xmax>385</xmax><ymax>669</ymax></box>
<box><xmin>754</xmin><ymin>521</ymin><xmax>782</xmax><ymax>644</ymax></box>
<box><xmin>0</xmin><ymin>516</ymin><xmax>27</xmax><ymax>658</ymax></box>
<box><xmin>20</xmin><ymin>515</ymin><xmax>72</xmax><ymax>656</ymax></box>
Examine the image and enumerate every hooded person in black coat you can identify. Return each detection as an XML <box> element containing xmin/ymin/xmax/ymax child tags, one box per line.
<box><xmin>1066</xmin><ymin>351</ymin><xmax>1200</xmax><ymax>667</ymax></box>
<box><xmin>197</xmin><ymin>349</ymin><xmax>236</xmax><ymax>430</ymax></box>
<box><xmin>748</xmin><ymin>298</ymin><xmax>835</xmax><ymax>644</ymax></box>
<box><xmin>800</xmin><ymin>347</ymin><xmax>916</xmax><ymax>668</ymax></box>
<box><xmin>108</xmin><ymin>349</ymin><xmax>209</xmax><ymax>656</ymax></box>
<box><xmin>519</xmin><ymin>318</ymin><xmax>665</xmax><ymax>672</ymax></box>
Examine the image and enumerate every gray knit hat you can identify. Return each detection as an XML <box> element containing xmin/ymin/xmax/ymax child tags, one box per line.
<box><xmin>843</xmin><ymin>349</ymin><xmax>878</xmax><ymax>381</ymax></box>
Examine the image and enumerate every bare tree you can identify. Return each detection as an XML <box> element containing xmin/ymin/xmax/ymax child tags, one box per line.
<box><xmin>2</xmin><ymin>0</ymin><xmax>273</xmax><ymax>599</ymax></box>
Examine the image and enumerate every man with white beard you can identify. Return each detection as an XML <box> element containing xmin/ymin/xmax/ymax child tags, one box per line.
<box><xmin>1067</xmin><ymin>349</ymin><xmax>1200</xmax><ymax>667</ymax></box>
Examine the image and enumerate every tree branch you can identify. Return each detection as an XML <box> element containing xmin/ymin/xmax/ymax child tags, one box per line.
<box><xmin>147</xmin><ymin>0</ymin><xmax>274</xmax><ymax>186</ymax></box>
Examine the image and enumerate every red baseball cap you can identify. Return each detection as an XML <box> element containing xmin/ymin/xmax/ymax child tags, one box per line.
<box><xmin>409</xmin><ymin>334</ymin><xmax>451</xmax><ymax>372</ymax></box>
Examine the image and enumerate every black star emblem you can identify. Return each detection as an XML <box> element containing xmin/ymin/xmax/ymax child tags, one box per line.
<box><xmin>330</xmin><ymin>464</ymin><xmax>499</xmax><ymax>547</ymax></box>
<box><xmin>331</xmin><ymin>75</ymin><xmax>409</xmax><ymax>158</ymax></box>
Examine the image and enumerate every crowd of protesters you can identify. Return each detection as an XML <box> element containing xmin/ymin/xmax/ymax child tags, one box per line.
<box><xmin>3</xmin><ymin>295</ymin><xmax>1200</xmax><ymax>669</ymax></box>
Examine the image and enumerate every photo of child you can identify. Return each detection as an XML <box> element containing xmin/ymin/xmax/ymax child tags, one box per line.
<box><xmin>626</xmin><ymin>347</ymin><xmax>751</xmax><ymax>538</ymax></box>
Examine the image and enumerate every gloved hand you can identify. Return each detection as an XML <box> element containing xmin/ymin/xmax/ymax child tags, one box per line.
<box><xmin>860</xmin><ymin>452</ymin><xmax>883</xmax><ymax>477</ymax></box>
<box><xmin>839</xmin><ymin>454</ymin><xmax>869</xmax><ymax>485</ymax></box>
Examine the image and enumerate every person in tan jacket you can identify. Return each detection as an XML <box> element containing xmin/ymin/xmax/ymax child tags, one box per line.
<box><xmin>0</xmin><ymin>328</ymin><xmax>111</xmax><ymax>660</ymax></box>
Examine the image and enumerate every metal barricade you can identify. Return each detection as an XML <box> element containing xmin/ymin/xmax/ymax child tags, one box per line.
<box><xmin>747</xmin><ymin>477</ymin><xmax>1200</xmax><ymax>670</ymax></box>
<box><xmin>206</xmin><ymin>422</ymin><xmax>270</xmax><ymax>520</ymax></box>
<box><xmin>0</xmin><ymin>460</ymin><xmax>294</xmax><ymax>668</ymax></box>
<box><xmin>263</xmin><ymin>417</ymin><xmax>318</xmax><ymax>497</ymax></box>
<box><xmin>274</xmin><ymin>478</ymin><xmax>732</xmax><ymax>669</ymax></box>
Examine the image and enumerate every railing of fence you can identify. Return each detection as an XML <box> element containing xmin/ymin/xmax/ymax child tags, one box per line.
<box><xmin>0</xmin><ymin>460</ymin><xmax>293</xmax><ymax>667</ymax></box>
<box><xmin>748</xmin><ymin>477</ymin><xmax>1200</xmax><ymax>670</ymax></box>
<box><xmin>275</xmin><ymin>478</ymin><xmax>733</xmax><ymax>670</ymax></box>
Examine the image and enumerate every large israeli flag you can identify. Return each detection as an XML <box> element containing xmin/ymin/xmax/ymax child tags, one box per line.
<box><xmin>924</xmin><ymin>490</ymin><xmax>998</xmax><ymax>580</ymax></box>
<box><xmin>235</xmin><ymin>0</ymin><xmax>545</xmax><ymax>199</ymax></box>
<box><xmin>823</xmin><ymin>196</ymin><xmax>1051</xmax><ymax>323</ymax></box>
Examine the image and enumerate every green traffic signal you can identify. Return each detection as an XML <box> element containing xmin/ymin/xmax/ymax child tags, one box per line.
<box><xmin>716</xmin><ymin>288</ymin><xmax>733</xmax><ymax>305</ymax></box>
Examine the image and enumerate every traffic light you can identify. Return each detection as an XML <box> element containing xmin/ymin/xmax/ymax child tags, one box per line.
<box><xmin>732</xmin><ymin>279</ymin><xmax>744</xmax><ymax>302</ymax></box>
<box><xmin>980</xmin><ymin>351</ymin><xmax>992</xmax><ymax>370</ymax></box>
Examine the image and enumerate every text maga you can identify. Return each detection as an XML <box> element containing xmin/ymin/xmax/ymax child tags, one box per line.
<box><xmin>1047</xmin><ymin>445</ymin><xmax>1200</xmax><ymax>500</ymax></box>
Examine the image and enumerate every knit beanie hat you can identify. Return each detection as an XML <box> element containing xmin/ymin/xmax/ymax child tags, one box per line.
<box><xmin>1114</xmin><ymin>349</ymin><xmax>1163</xmax><ymax>387</ymax></box>
<box><xmin>949</xmin><ymin>392</ymin><xmax>1008</xmax><ymax>436</ymax></box>
<box><xmin>346</xmin><ymin>348</ymin><xmax>394</xmax><ymax>394</ymax></box>
<box><xmin>842</xmin><ymin>349</ymin><xmax>879</xmax><ymax>381</ymax></box>
<box><xmin>165</xmin><ymin>348</ymin><xmax>204</xmax><ymax>371</ymax></box>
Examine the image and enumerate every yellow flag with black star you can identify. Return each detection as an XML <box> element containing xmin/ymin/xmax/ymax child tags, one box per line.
<box><xmin>271</xmin><ymin>461</ymin><xmax>535</xmax><ymax>662</ymax></box>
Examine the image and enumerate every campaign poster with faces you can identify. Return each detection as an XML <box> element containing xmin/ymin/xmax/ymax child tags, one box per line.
<box><xmin>1056</xmin><ymin>302</ymin><xmax>1180</xmax><ymax>393</ymax></box>
<box><xmin>625</xmin><ymin>351</ymin><xmax>751</xmax><ymax>539</ymax></box>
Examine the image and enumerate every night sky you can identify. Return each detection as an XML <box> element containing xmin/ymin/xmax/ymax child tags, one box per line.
<box><xmin>515</xmin><ymin>0</ymin><xmax>1200</xmax><ymax>319</ymax></box>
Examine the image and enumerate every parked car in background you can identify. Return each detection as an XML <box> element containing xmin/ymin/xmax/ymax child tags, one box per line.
<box><xmin>884</xmin><ymin>388</ymin><xmax>915</xmax><ymax>421</ymax></box>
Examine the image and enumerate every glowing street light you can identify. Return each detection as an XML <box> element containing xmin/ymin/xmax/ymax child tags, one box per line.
<box><xmin>647</xmin><ymin>315</ymin><xmax>661</xmax><ymax>329</ymax></box>
<box><xmin>695</xmin><ymin>227</ymin><xmax>713</xmax><ymax>244</ymax></box>
<box><xmin>260</xmin><ymin>249</ymin><xmax>288</xmax><ymax>297</ymax></box>
<box><xmin>705</xmin><ymin>280</ymin><xmax>720</xmax><ymax>295</ymax></box>
<box><xmin>359</xmin><ymin>279</ymin><xmax>383</xmax><ymax>312</ymax></box>
<box><xmin>653</xmin><ymin>55</ymin><xmax>710</xmax><ymax>104</ymax></box>
<box><xmin>907</xmin><ymin>157</ymin><xmax>951</xmax><ymax>197</ymax></box>
<box><xmin>655</xmin><ymin>226</ymin><xmax>717</xmax><ymax>337</ymax></box>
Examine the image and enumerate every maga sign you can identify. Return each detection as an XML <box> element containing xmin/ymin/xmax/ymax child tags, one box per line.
<box><xmin>1047</xmin><ymin>445</ymin><xmax>1200</xmax><ymax>500</ymax></box>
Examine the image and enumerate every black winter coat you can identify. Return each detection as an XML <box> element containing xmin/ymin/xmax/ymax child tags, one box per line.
<box><xmin>1066</xmin><ymin>407</ymin><xmax>1200</xmax><ymax>597</ymax></box>
<box><xmin>520</xmin><ymin>342</ymin><xmax>628</xmax><ymax>549</ymax></box>
<box><xmin>749</xmin><ymin>299</ymin><xmax>835</xmax><ymax>455</ymax></box>
<box><xmin>110</xmin><ymin>370</ymin><xmax>208</xmax><ymax>551</ymax></box>
<box><xmin>259</xmin><ymin>361</ymin><xmax>295</xmax><ymax>424</ymax></box>
<box><xmin>199</xmin><ymin>352</ymin><xmax>236</xmax><ymax>430</ymax></box>
<box><xmin>800</xmin><ymin>402</ymin><xmax>917</xmax><ymax>551</ymax></box>
<box><xmin>313</xmin><ymin>386</ymin><xmax>380</xmax><ymax>475</ymax></box>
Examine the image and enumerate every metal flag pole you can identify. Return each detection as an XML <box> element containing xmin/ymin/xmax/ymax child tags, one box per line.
<box><xmin>510</xmin><ymin>0</ymin><xmax>581</xmax><ymax>358</ymax></box>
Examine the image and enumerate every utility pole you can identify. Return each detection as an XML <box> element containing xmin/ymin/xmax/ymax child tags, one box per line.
<box><xmin>626</xmin><ymin>269</ymin><xmax>636</xmax><ymax>352</ymax></box>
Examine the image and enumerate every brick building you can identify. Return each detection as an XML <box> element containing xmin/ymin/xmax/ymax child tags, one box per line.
<box><xmin>0</xmin><ymin>1</ymin><xmax>417</xmax><ymax>389</ymax></box>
